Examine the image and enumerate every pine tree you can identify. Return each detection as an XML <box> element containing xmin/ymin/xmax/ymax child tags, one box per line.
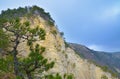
<box><xmin>0</xmin><ymin>6</ymin><xmax>74</xmax><ymax>79</ymax></box>
<box><xmin>0</xmin><ymin>28</ymin><xmax>10</xmax><ymax>51</ymax></box>
<box><xmin>19</xmin><ymin>44</ymin><xmax>54</xmax><ymax>79</ymax></box>
<box><xmin>0</xmin><ymin>18</ymin><xmax>55</xmax><ymax>79</ymax></box>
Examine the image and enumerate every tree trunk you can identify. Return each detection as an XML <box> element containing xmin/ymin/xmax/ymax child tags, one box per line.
<box><xmin>13</xmin><ymin>50</ymin><xmax>19</xmax><ymax>76</ymax></box>
<box><xmin>13</xmin><ymin>51</ymin><xmax>24</xmax><ymax>79</ymax></box>
<box><xmin>26</xmin><ymin>72</ymin><xmax>33</xmax><ymax>79</ymax></box>
<box><xmin>12</xmin><ymin>35</ymin><xmax>24</xmax><ymax>79</ymax></box>
<box><xmin>12</xmin><ymin>35</ymin><xmax>20</xmax><ymax>77</ymax></box>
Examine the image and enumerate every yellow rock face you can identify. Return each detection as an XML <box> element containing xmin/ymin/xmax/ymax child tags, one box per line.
<box><xmin>17</xmin><ymin>16</ymin><xmax>118</xmax><ymax>79</ymax></box>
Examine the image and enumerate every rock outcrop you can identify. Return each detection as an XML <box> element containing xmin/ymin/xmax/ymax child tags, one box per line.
<box><xmin>17</xmin><ymin>15</ymin><xmax>118</xmax><ymax>79</ymax></box>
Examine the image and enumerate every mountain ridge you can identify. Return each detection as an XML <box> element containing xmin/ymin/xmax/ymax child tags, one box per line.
<box><xmin>69</xmin><ymin>43</ymin><xmax>120</xmax><ymax>77</ymax></box>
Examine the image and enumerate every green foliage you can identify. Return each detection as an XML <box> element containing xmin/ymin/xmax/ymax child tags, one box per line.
<box><xmin>74</xmin><ymin>51</ymin><xmax>85</xmax><ymax>59</ymax></box>
<box><xmin>29</xmin><ymin>27</ymin><xmax>46</xmax><ymax>40</ymax></box>
<box><xmin>0</xmin><ymin>55</ymin><xmax>14</xmax><ymax>73</ymax></box>
<box><xmin>45</xmin><ymin>73</ymin><xmax>62</xmax><ymax>79</ymax></box>
<box><xmin>60</xmin><ymin>32</ymin><xmax>64</xmax><ymax>37</ymax></box>
<box><xmin>63</xmin><ymin>74</ymin><xmax>74</xmax><ymax>79</ymax></box>
<box><xmin>0</xmin><ymin>5</ymin><xmax>54</xmax><ymax>22</ymax></box>
<box><xmin>101</xmin><ymin>66</ymin><xmax>109</xmax><ymax>72</ymax></box>
<box><xmin>45</xmin><ymin>73</ymin><xmax>74</xmax><ymax>79</ymax></box>
<box><xmin>27</xmin><ymin>39</ymin><xmax>33</xmax><ymax>46</ymax></box>
<box><xmin>0</xmin><ymin>29</ymin><xmax>10</xmax><ymax>50</ymax></box>
<box><xmin>0</xmin><ymin>7</ymin><xmax>27</xmax><ymax>19</ymax></box>
<box><xmin>0</xmin><ymin>7</ymin><xmax>74</xmax><ymax>79</ymax></box>
<box><xmin>51</xmin><ymin>30</ymin><xmax>57</xmax><ymax>35</ymax></box>
<box><xmin>64</xmin><ymin>41</ymin><xmax>69</xmax><ymax>48</ymax></box>
<box><xmin>38</xmin><ymin>28</ymin><xmax>46</xmax><ymax>40</ymax></box>
<box><xmin>101</xmin><ymin>75</ymin><xmax>108</xmax><ymax>79</ymax></box>
<box><xmin>19</xmin><ymin>44</ymin><xmax>55</xmax><ymax>78</ymax></box>
<box><xmin>0</xmin><ymin>18</ymin><xmax>8</xmax><ymax>27</ymax></box>
<box><xmin>55</xmin><ymin>73</ymin><xmax>62</xmax><ymax>79</ymax></box>
<box><xmin>66</xmin><ymin>75</ymin><xmax>73</xmax><ymax>79</ymax></box>
<box><xmin>47</xmin><ymin>20</ymin><xmax>54</xmax><ymax>26</ymax></box>
<box><xmin>24</xmin><ymin>21</ymin><xmax>30</xmax><ymax>26</ymax></box>
<box><xmin>0</xmin><ymin>18</ymin><xmax>48</xmax><ymax>78</ymax></box>
<box><xmin>32</xmin><ymin>5</ymin><xmax>45</xmax><ymax>13</ymax></box>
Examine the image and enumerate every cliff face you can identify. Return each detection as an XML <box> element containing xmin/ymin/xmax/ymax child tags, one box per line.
<box><xmin>16</xmin><ymin>15</ymin><xmax>118</xmax><ymax>79</ymax></box>
<box><xmin>0</xmin><ymin>6</ymin><xmax>118</xmax><ymax>79</ymax></box>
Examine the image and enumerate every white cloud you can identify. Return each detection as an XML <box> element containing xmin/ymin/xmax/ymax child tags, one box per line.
<box><xmin>87</xmin><ymin>44</ymin><xmax>120</xmax><ymax>52</ymax></box>
<box><xmin>99</xmin><ymin>5</ymin><xmax>120</xmax><ymax>21</ymax></box>
<box><xmin>88</xmin><ymin>44</ymin><xmax>103</xmax><ymax>51</ymax></box>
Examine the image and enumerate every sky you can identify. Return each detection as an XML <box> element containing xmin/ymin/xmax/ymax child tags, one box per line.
<box><xmin>0</xmin><ymin>0</ymin><xmax>120</xmax><ymax>52</ymax></box>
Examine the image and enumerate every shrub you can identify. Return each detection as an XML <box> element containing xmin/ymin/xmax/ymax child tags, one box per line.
<box><xmin>47</xmin><ymin>20</ymin><xmax>54</xmax><ymax>26</ymax></box>
<box><xmin>51</xmin><ymin>30</ymin><xmax>57</xmax><ymax>35</ymax></box>
<box><xmin>101</xmin><ymin>75</ymin><xmax>108</xmax><ymax>79</ymax></box>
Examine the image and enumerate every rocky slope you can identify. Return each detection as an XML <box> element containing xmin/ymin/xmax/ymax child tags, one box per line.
<box><xmin>0</xmin><ymin>6</ymin><xmax>118</xmax><ymax>79</ymax></box>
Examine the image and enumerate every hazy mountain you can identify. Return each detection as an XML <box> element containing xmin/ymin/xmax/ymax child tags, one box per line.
<box><xmin>69</xmin><ymin>43</ymin><xmax>120</xmax><ymax>77</ymax></box>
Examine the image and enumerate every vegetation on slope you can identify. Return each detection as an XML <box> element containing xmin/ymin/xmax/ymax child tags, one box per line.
<box><xmin>0</xmin><ymin>5</ymin><xmax>54</xmax><ymax>24</ymax></box>
<box><xmin>0</xmin><ymin>6</ymin><xmax>73</xmax><ymax>79</ymax></box>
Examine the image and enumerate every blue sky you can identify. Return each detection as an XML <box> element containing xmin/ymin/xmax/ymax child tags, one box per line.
<box><xmin>0</xmin><ymin>0</ymin><xmax>120</xmax><ymax>52</ymax></box>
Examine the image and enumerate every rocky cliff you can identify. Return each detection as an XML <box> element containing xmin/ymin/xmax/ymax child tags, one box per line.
<box><xmin>0</xmin><ymin>6</ymin><xmax>118</xmax><ymax>79</ymax></box>
<box><xmin>17</xmin><ymin>15</ymin><xmax>117</xmax><ymax>79</ymax></box>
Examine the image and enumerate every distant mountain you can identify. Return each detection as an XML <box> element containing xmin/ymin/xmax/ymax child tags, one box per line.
<box><xmin>112</xmin><ymin>52</ymin><xmax>120</xmax><ymax>59</ymax></box>
<box><xmin>69</xmin><ymin>43</ymin><xmax>120</xmax><ymax>77</ymax></box>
